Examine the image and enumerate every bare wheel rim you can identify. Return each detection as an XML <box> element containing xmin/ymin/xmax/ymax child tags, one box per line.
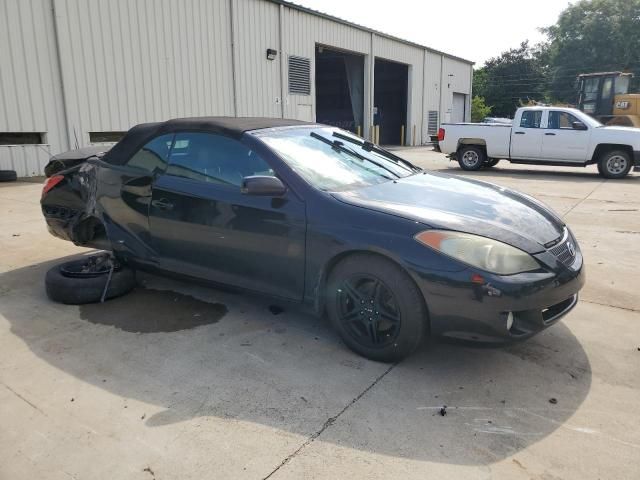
<box><xmin>462</xmin><ymin>150</ymin><xmax>480</xmax><ymax>167</ymax></box>
<box><xmin>337</xmin><ymin>275</ymin><xmax>401</xmax><ymax>349</ymax></box>
<box><xmin>59</xmin><ymin>255</ymin><xmax>120</xmax><ymax>279</ymax></box>
<box><xmin>606</xmin><ymin>155</ymin><xmax>628</xmax><ymax>175</ymax></box>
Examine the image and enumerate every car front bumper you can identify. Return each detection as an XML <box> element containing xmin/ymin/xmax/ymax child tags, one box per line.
<box><xmin>410</xmin><ymin>252</ymin><xmax>585</xmax><ymax>344</ymax></box>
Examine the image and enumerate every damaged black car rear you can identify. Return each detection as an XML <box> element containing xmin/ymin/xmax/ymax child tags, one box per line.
<box><xmin>41</xmin><ymin>117</ymin><xmax>585</xmax><ymax>362</ymax></box>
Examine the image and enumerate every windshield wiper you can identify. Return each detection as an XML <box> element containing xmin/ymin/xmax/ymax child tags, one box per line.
<box><xmin>309</xmin><ymin>132</ymin><xmax>399</xmax><ymax>179</ymax></box>
<box><xmin>331</xmin><ymin>131</ymin><xmax>420</xmax><ymax>173</ymax></box>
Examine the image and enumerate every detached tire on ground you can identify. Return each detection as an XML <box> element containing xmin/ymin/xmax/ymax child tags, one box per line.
<box><xmin>0</xmin><ymin>170</ymin><xmax>17</xmax><ymax>182</ymax></box>
<box><xmin>598</xmin><ymin>150</ymin><xmax>632</xmax><ymax>179</ymax></box>
<box><xmin>326</xmin><ymin>253</ymin><xmax>427</xmax><ymax>363</ymax></box>
<box><xmin>457</xmin><ymin>146</ymin><xmax>486</xmax><ymax>171</ymax></box>
<box><xmin>45</xmin><ymin>256</ymin><xmax>136</xmax><ymax>305</ymax></box>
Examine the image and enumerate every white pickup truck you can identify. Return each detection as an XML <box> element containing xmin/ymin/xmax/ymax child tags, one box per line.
<box><xmin>438</xmin><ymin>106</ymin><xmax>640</xmax><ymax>178</ymax></box>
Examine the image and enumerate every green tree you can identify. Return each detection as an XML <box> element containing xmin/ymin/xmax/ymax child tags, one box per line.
<box><xmin>472</xmin><ymin>68</ymin><xmax>488</xmax><ymax>98</ymax></box>
<box><xmin>474</xmin><ymin>42</ymin><xmax>548</xmax><ymax>117</ymax></box>
<box><xmin>544</xmin><ymin>0</ymin><xmax>640</xmax><ymax>102</ymax></box>
<box><xmin>471</xmin><ymin>96</ymin><xmax>492</xmax><ymax>122</ymax></box>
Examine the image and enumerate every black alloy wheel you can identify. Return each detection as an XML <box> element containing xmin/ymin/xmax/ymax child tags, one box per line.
<box><xmin>337</xmin><ymin>274</ymin><xmax>402</xmax><ymax>349</ymax></box>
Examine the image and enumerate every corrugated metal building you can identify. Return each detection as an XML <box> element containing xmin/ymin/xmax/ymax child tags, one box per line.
<box><xmin>0</xmin><ymin>0</ymin><xmax>473</xmax><ymax>177</ymax></box>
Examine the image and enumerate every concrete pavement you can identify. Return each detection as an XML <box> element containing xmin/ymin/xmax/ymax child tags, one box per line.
<box><xmin>1</xmin><ymin>151</ymin><xmax>638</xmax><ymax>479</ymax></box>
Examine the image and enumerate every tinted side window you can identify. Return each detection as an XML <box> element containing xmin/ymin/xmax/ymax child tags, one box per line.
<box><xmin>519</xmin><ymin>111</ymin><xmax>542</xmax><ymax>129</ymax></box>
<box><xmin>127</xmin><ymin>134</ymin><xmax>174</xmax><ymax>173</ymax></box>
<box><xmin>548</xmin><ymin>111</ymin><xmax>581</xmax><ymax>130</ymax></box>
<box><xmin>166</xmin><ymin>132</ymin><xmax>274</xmax><ymax>187</ymax></box>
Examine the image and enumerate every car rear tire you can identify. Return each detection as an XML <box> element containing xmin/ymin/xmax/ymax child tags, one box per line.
<box><xmin>326</xmin><ymin>254</ymin><xmax>427</xmax><ymax>362</ymax></box>
<box><xmin>457</xmin><ymin>146</ymin><xmax>486</xmax><ymax>171</ymax></box>
<box><xmin>484</xmin><ymin>159</ymin><xmax>500</xmax><ymax>168</ymax></box>
<box><xmin>45</xmin><ymin>255</ymin><xmax>136</xmax><ymax>305</ymax></box>
<box><xmin>0</xmin><ymin>170</ymin><xmax>17</xmax><ymax>182</ymax></box>
<box><xmin>598</xmin><ymin>150</ymin><xmax>632</xmax><ymax>179</ymax></box>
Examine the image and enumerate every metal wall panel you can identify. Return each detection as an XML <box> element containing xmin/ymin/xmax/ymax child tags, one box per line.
<box><xmin>0</xmin><ymin>0</ymin><xmax>68</xmax><ymax>176</ymax></box>
<box><xmin>232</xmin><ymin>0</ymin><xmax>282</xmax><ymax>117</ymax></box>
<box><xmin>422</xmin><ymin>50</ymin><xmax>442</xmax><ymax>139</ymax></box>
<box><xmin>52</xmin><ymin>0</ymin><xmax>235</xmax><ymax>145</ymax></box>
<box><xmin>441</xmin><ymin>56</ymin><xmax>473</xmax><ymax>123</ymax></box>
<box><xmin>281</xmin><ymin>6</ymin><xmax>370</xmax><ymax>122</ymax></box>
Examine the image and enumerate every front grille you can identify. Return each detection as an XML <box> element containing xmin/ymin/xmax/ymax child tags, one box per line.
<box><xmin>548</xmin><ymin>230</ymin><xmax>577</xmax><ymax>267</ymax></box>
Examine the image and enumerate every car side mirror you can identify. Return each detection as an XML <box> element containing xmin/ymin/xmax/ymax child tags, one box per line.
<box><xmin>572</xmin><ymin>121</ymin><xmax>588</xmax><ymax>131</ymax></box>
<box><xmin>241</xmin><ymin>176</ymin><xmax>286</xmax><ymax>196</ymax></box>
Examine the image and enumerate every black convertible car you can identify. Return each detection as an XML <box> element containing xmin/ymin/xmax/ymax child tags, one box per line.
<box><xmin>41</xmin><ymin>117</ymin><xmax>584</xmax><ymax>361</ymax></box>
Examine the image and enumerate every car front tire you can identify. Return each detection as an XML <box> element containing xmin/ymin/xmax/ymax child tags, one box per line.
<box><xmin>326</xmin><ymin>254</ymin><xmax>427</xmax><ymax>363</ymax></box>
<box><xmin>457</xmin><ymin>146</ymin><xmax>486</xmax><ymax>171</ymax></box>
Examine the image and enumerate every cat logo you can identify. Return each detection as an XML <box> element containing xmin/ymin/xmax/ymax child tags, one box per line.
<box><xmin>615</xmin><ymin>101</ymin><xmax>631</xmax><ymax>110</ymax></box>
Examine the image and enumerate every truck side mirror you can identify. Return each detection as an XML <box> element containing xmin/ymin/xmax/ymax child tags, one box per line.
<box><xmin>572</xmin><ymin>121</ymin><xmax>588</xmax><ymax>131</ymax></box>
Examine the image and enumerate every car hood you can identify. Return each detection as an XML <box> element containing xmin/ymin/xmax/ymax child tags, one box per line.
<box><xmin>332</xmin><ymin>172</ymin><xmax>565</xmax><ymax>253</ymax></box>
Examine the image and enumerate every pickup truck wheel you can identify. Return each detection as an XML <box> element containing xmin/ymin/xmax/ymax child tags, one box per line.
<box><xmin>484</xmin><ymin>159</ymin><xmax>500</xmax><ymax>168</ymax></box>
<box><xmin>598</xmin><ymin>150</ymin><xmax>632</xmax><ymax>179</ymax></box>
<box><xmin>457</xmin><ymin>146</ymin><xmax>485</xmax><ymax>171</ymax></box>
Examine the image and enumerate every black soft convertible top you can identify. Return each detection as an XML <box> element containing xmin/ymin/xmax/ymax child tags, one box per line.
<box><xmin>103</xmin><ymin>116</ymin><xmax>311</xmax><ymax>165</ymax></box>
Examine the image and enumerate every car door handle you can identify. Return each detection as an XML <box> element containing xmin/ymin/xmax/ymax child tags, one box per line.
<box><xmin>514</xmin><ymin>131</ymin><xmax>525</xmax><ymax>135</ymax></box>
<box><xmin>545</xmin><ymin>132</ymin><xmax>556</xmax><ymax>136</ymax></box>
<box><xmin>152</xmin><ymin>198</ymin><xmax>174</xmax><ymax>210</ymax></box>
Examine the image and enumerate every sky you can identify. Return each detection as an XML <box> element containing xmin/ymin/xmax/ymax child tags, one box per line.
<box><xmin>293</xmin><ymin>0</ymin><xmax>576</xmax><ymax>66</ymax></box>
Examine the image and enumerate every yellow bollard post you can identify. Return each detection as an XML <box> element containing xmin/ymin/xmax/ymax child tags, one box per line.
<box><xmin>357</xmin><ymin>125</ymin><xmax>361</xmax><ymax>137</ymax></box>
<box><xmin>400</xmin><ymin>125</ymin><xmax>405</xmax><ymax>146</ymax></box>
<box><xmin>375</xmin><ymin>125</ymin><xmax>380</xmax><ymax>144</ymax></box>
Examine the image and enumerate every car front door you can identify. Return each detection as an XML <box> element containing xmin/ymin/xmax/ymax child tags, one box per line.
<box><xmin>148</xmin><ymin>131</ymin><xmax>306</xmax><ymax>300</ymax></box>
<box><xmin>540</xmin><ymin>110</ymin><xmax>590</xmax><ymax>162</ymax></box>
<box><xmin>510</xmin><ymin>110</ymin><xmax>544</xmax><ymax>160</ymax></box>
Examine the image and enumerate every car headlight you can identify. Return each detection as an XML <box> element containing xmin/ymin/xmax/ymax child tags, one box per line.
<box><xmin>414</xmin><ymin>230</ymin><xmax>540</xmax><ymax>275</ymax></box>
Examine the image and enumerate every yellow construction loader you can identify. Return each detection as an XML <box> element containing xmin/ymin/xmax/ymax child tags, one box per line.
<box><xmin>577</xmin><ymin>72</ymin><xmax>640</xmax><ymax>127</ymax></box>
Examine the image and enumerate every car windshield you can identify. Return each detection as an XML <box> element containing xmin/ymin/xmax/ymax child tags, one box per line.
<box><xmin>254</xmin><ymin>126</ymin><xmax>420</xmax><ymax>191</ymax></box>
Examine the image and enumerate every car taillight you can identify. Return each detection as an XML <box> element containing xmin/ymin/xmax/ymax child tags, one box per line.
<box><xmin>437</xmin><ymin>128</ymin><xmax>445</xmax><ymax>142</ymax></box>
<box><xmin>42</xmin><ymin>175</ymin><xmax>64</xmax><ymax>197</ymax></box>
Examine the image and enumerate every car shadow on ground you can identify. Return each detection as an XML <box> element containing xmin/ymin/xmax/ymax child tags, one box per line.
<box><xmin>0</xmin><ymin>254</ymin><xmax>593</xmax><ymax>466</ymax></box>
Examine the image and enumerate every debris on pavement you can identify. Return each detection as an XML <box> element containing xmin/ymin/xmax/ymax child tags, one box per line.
<box><xmin>549</xmin><ymin>398</ymin><xmax>558</xmax><ymax>404</ymax></box>
<box><xmin>439</xmin><ymin>405</ymin><xmax>447</xmax><ymax>416</ymax></box>
<box><xmin>143</xmin><ymin>466</ymin><xmax>155</xmax><ymax>478</ymax></box>
<box><xmin>268</xmin><ymin>305</ymin><xmax>284</xmax><ymax>315</ymax></box>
